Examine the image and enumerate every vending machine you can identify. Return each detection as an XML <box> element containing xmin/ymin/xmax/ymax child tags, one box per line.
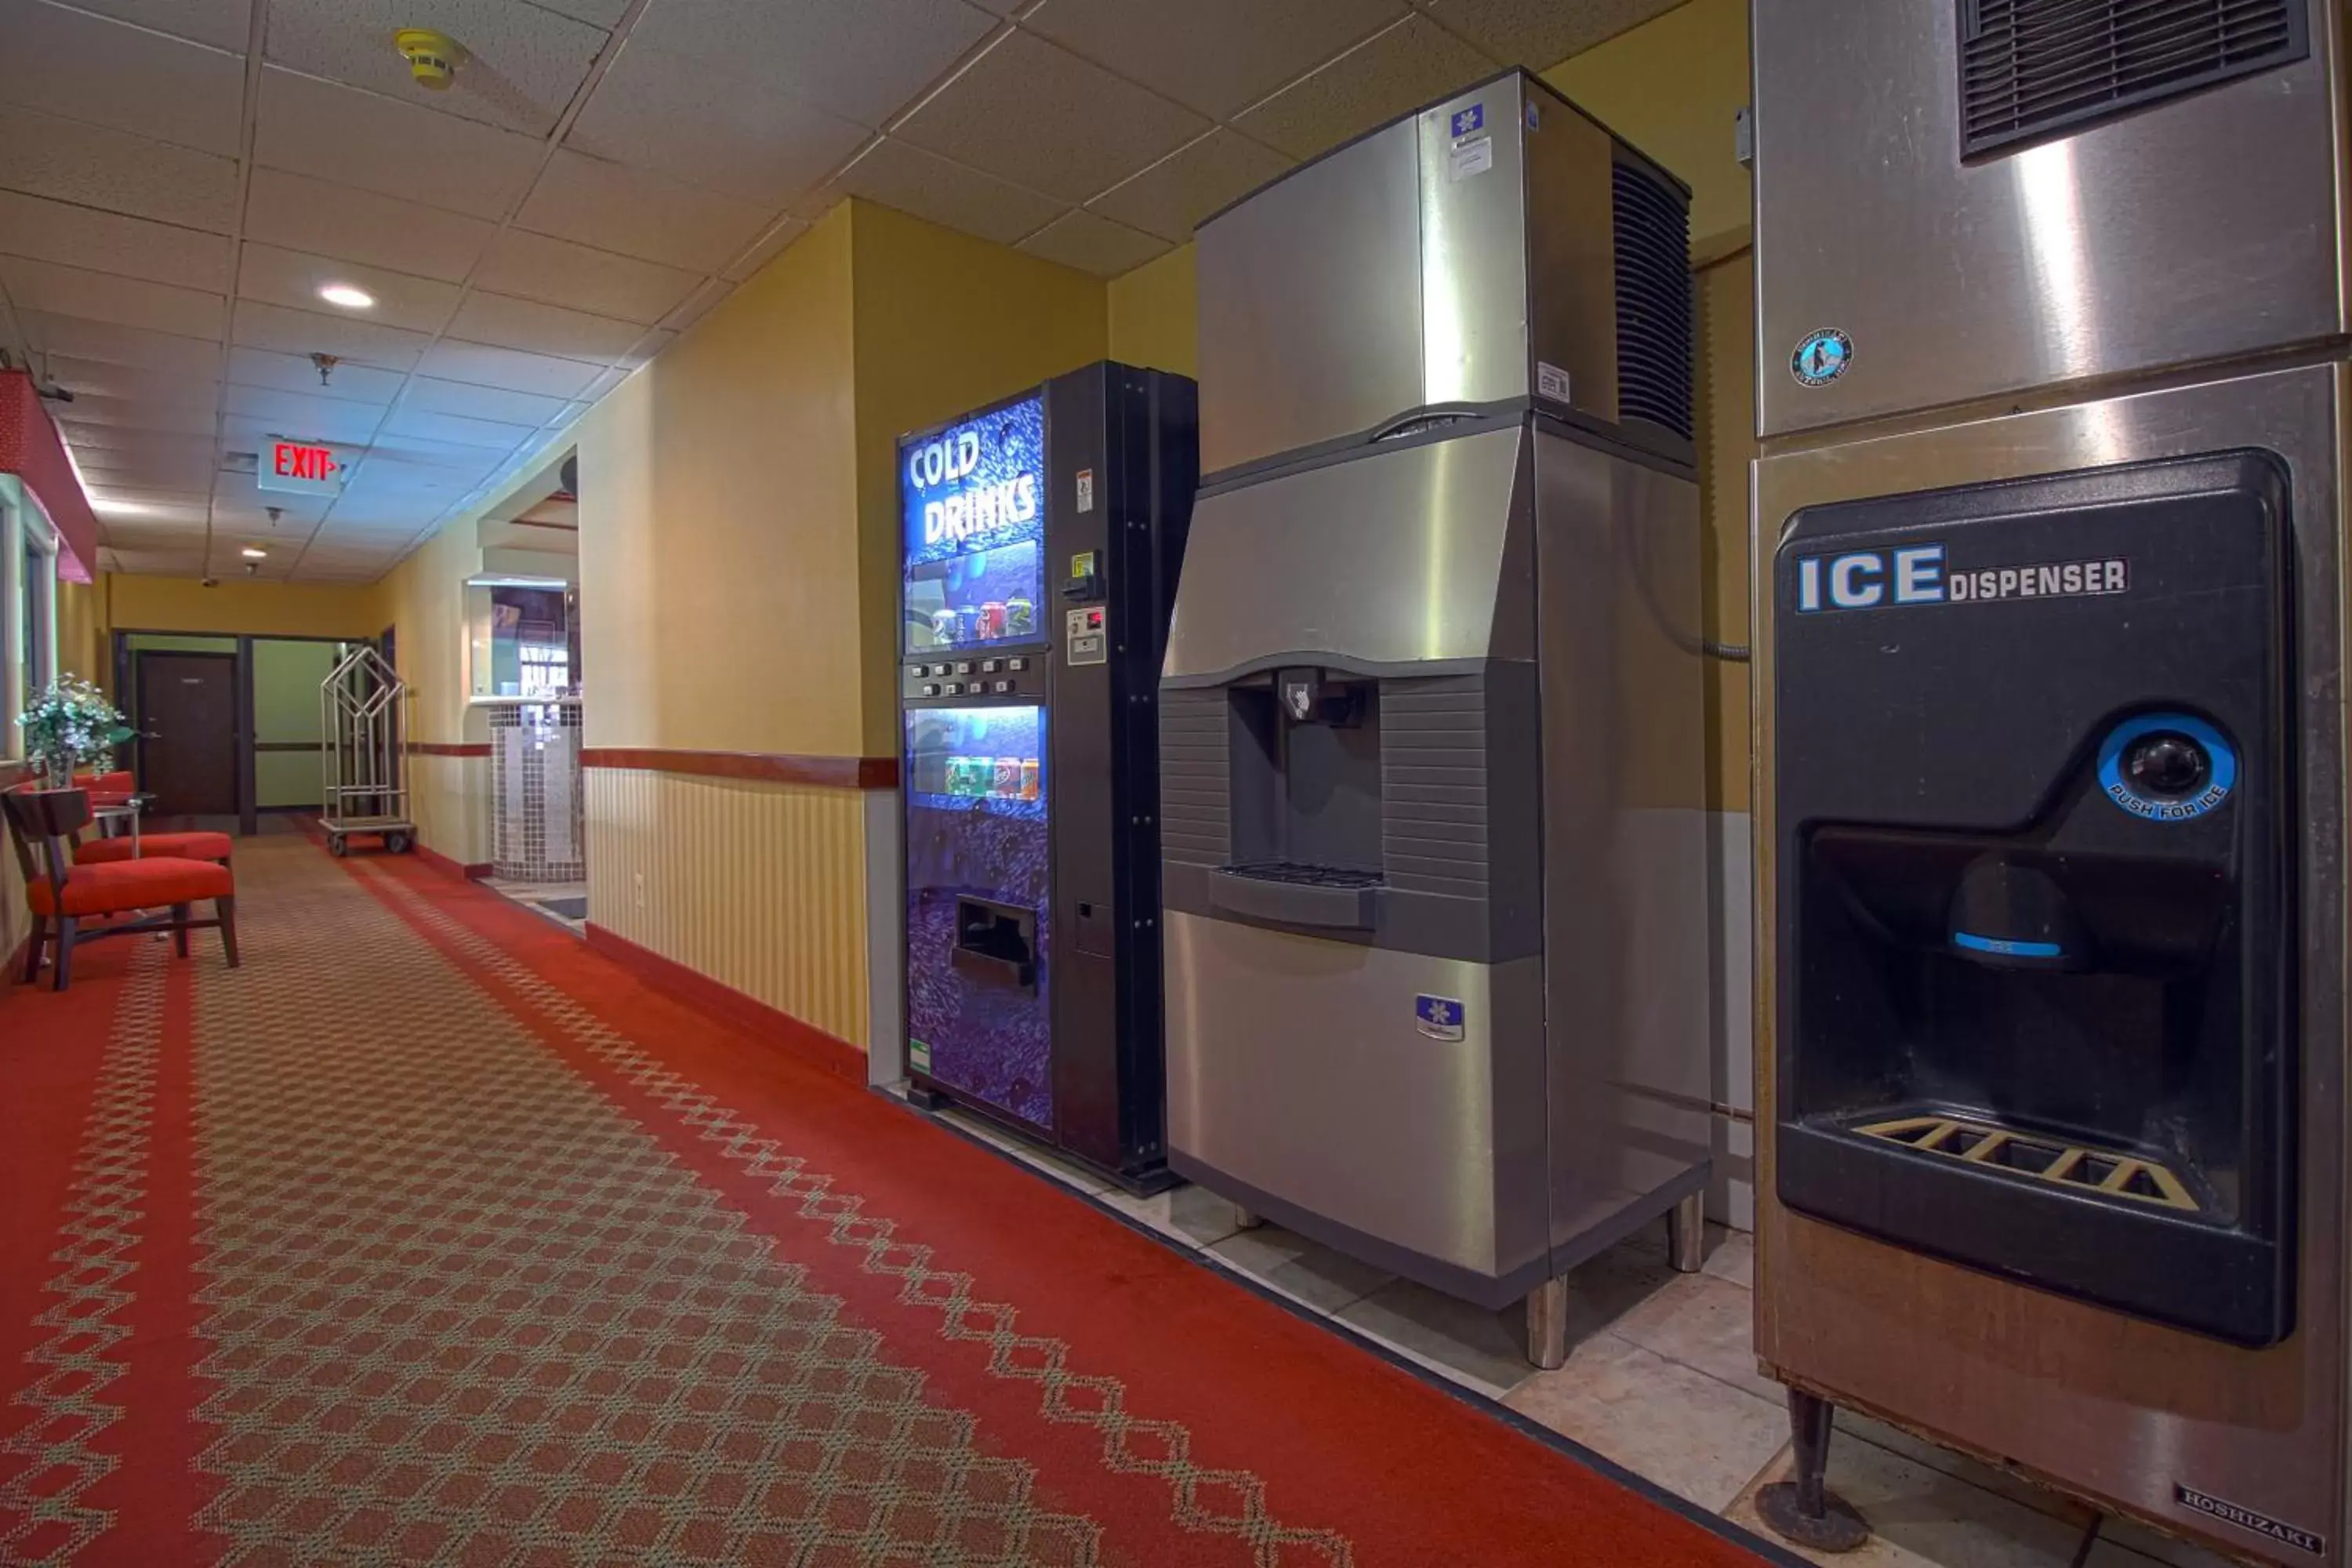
<box><xmin>899</xmin><ymin>362</ymin><xmax>1198</xmax><ymax>1188</ymax></box>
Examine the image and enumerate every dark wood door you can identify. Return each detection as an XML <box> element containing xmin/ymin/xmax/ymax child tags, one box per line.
<box><xmin>138</xmin><ymin>653</ymin><xmax>239</xmax><ymax>816</ymax></box>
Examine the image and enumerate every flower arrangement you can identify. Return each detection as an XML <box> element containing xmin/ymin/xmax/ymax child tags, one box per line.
<box><xmin>13</xmin><ymin>677</ymin><xmax>133</xmax><ymax>791</ymax></box>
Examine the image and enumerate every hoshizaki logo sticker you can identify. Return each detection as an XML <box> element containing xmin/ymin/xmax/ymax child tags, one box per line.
<box><xmin>2174</xmin><ymin>1485</ymin><xmax>2323</xmax><ymax>1555</ymax></box>
<box><xmin>1792</xmin><ymin>328</ymin><xmax>1852</xmax><ymax>387</ymax></box>
<box><xmin>1415</xmin><ymin>995</ymin><xmax>1466</xmax><ymax>1042</ymax></box>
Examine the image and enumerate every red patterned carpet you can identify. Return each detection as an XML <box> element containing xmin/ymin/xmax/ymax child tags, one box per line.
<box><xmin>0</xmin><ymin>839</ymin><xmax>1772</xmax><ymax>1566</ymax></box>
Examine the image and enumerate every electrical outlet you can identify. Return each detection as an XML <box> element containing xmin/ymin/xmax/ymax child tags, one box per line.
<box><xmin>633</xmin><ymin>871</ymin><xmax>645</xmax><ymax>909</ymax></box>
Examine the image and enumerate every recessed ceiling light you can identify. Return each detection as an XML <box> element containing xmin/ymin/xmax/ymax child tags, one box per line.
<box><xmin>241</xmin><ymin>546</ymin><xmax>269</xmax><ymax>560</ymax></box>
<box><xmin>318</xmin><ymin>282</ymin><xmax>376</xmax><ymax>310</ymax></box>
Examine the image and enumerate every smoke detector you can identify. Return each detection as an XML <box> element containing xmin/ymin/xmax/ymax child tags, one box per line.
<box><xmin>395</xmin><ymin>28</ymin><xmax>461</xmax><ymax>90</ymax></box>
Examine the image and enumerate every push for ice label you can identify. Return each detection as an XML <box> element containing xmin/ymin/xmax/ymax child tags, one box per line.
<box><xmin>1415</xmin><ymin>995</ymin><xmax>1467</xmax><ymax>1042</ymax></box>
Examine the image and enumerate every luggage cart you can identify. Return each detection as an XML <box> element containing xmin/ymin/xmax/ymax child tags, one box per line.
<box><xmin>321</xmin><ymin>644</ymin><xmax>413</xmax><ymax>858</ymax></box>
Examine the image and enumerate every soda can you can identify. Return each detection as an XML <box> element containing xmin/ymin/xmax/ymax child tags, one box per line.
<box><xmin>979</xmin><ymin>601</ymin><xmax>1007</xmax><ymax>639</ymax></box>
<box><xmin>1004</xmin><ymin>597</ymin><xmax>1035</xmax><ymax>637</ymax></box>
<box><xmin>931</xmin><ymin>608</ymin><xmax>958</xmax><ymax>643</ymax></box>
<box><xmin>993</xmin><ymin>757</ymin><xmax>1023</xmax><ymax>797</ymax></box>
<box><xmin>954</xmin><ymin>606</ymin><xmax>979</xmax><ymax>642</ymax></box>
<box><xmin>1020</xmin><ymin>757</ymin><xmax>1040</xmax><ymax>801</ymax></box>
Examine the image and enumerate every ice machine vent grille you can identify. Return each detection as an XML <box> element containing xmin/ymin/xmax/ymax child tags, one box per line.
<box><xmin>1610</xmin><ymin>158</ymin><xmax>1693</xmax><ymax>443</ymax></box>
<box><xmin>1959</xmin><ymin>0</ymin><xmax>2306</xmax><ymax>158</ymax></box>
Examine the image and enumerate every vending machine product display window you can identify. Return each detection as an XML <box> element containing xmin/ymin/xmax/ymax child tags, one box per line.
<box><xmin>902</xmin><ymin>394</ymin><xmax>1047</xmax><ymax>655</ymax></box>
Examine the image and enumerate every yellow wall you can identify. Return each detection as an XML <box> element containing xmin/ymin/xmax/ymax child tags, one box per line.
<box><xmin>848</xmin><ymin>201</ymin><xmax>1108</xmax><ymax>750</ymax></box>
<box><xmin>55</xmin><ymin>575</ymin><xmax>106</xmax><ymax>689</ymax></box>
<box><xmin>1544</xmin><ymin>0</ymin><xmax>1753</xmax><ymax>260</ymax></box>
<box><xmin>579</xmin><ymin>205</ymin><xmax>862</xmax><ymax>758</ymax></box>
<box><xmin>1105</xmin><ymin>245</ymin><xmax>1200</xmax><ymax>379</ymax></box>
<box><xmin>373</xmin><ymin>509</ymin><xmax>489</xmax><ymax>864</ymax></box>
<box><xmin>105</xmin><ymin>574</ymin><xmax>384</xmax><ymax>640</ymax></box>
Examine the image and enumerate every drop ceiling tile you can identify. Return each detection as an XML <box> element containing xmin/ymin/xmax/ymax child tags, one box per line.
<box><xmin>105</xmin><ymin>547</ymin><xmax>211</xmax><ymax>574</ymax></box>
<box><xmin>40</xmin><ymin>355</ymin><xmax>219</xmax><ymax>404</ymax></box>
<box><xmin>721</xmin><ymin>216</ymin><xmax>811</xmax><ymax>283</ymax></box>
<box><xmin>60</xmin><ymin>387</ymin><xmax>220</xmax><ymax>427</ymax></box>
<box><xmin>895</xmin><ymin>31</ymin><xmax>1207</xmax><ymax>205</ymax></box>
<box><xmin>211</xmin><ymin>489</ymin><xmax>332</xmax><ymax>527</ymax></box>
<box><xmin>661</xmin><ymin>278</ymin><xmax>731</xmax><ymax>334</ymax></box>
<box><xmin>567</xmin><ymin>39</ymin><xmax>869</xmax><ymax>206</ymax></box>
<box><xmin>399</xmin><ymin>376</ymin><xmax>568</xmax><ymax>426</ymax></box>
<box><xmin>1015</xmin><ymin>209</ymin><xmax>1168</xmax><ymax>277</ymax></box>
<box><xmin>0</xmin><ymin>0</ymin><xmax>246</xmax><ymax>156</ymax></box>
<box><xmin>264</xmin><ymin>0</ymin><xmax>610</xmax><ymax>139</ymax></box>
<box><xmin>631</xmin><ymin>0</ymin><xmax>996</xmax><ymax>128</ymax></box>
<box><xmin>528</xmin><ymin>0</ymin><xmax>629</xmax><ymax>24</ymax></box>
<box><xmin>417</xmin><ymin>339</ymin><xmax>603</xmax><ymax>399</ymax></box>
<box><xmin>64</xmin><ymin>0</ymin><xmax>252</xmax><ymax>53</ymax></box>
<box><xmin>1235</xmin><ymin>14</ymin><xmax>1497</xmax><ymax>159</ymax></box>
<box><xmin>255</xmin><ymin>66</ymin><xmax>544</xmax><ymax>221</ymax></box>
<box><xmin>225</xmin><ymin>345</ymin><xmax>404</xmax><ymax>404</ymax></box>
<box><xmin>445</xmin><ymin>291</ymin><xmax>642</xmax><ymax>361</ymax></box>
<box><xmin>77</xmin><ymin>452</ymin><xmax>220</xmax><ymax>488</ymax></box>
<box><xmin>612</xmin><ymin>328</ymin><xmax>671</xmax><ymax>370</ymax></box>
<box><xmin>231</xmin><ymin>298</ymin><xmax>433</xmax><ymax>370</ymax></box>
<box><xmin>517</xmin><ymin>151</ymin><xmax>770</xmax><ymax>274</ymax></box>
<box><xmin>474</xmin><ymin>230</ymin><xmax>700</xmax><ymax>326</ymax></box>
<box><xmin>1087</xmin><ymin>128</ymin><xmax>1294</xmax><ymax>242</ymax></box>
<box><xmin>237</xmin><ymin>244</ymin><xmax>463</xmax><ymax>334</ymax></box>
<box><xmin>379</xmin><ymin>405</ymin><xmax>535</xmax><ymax>451</ymax></box>
<box><xmin>1418</xmin><ymin>0</ymin><xmax>1681</xmax><ymax>67</ymax></box>
<box><xmin>57</xmin><ymin>424</ymin><xmax>217</xmax><ymax>464</ymax></box>
<box><xmin>0</xmin><ymin>256</ymin><xmax>224</xmax><ymax>339</ymax></box>
<box><xmin>798</xmin><ymin>137</ymin><xmax>1061</xmax><ymax>246</ymax></box>
<box><xmin>0</xmin><ymin>190</ymin><xmax>234</xmax><ymax>291</ymax></box>
<box><xmin>244</xmin><ymin>168</ymin><xmax>496</xmax><ymax>284</ymax></box>
<box><xmin>0</xmin><ymin>107</ymin><xmax>239</xmax><ymax>231</ymax></box>
<box><xmin>1028</xmin><ymin>0</ymin><xmax>1405</xmax><ymax>119</ymax></box>
<box><xmin>223</xmin><ymin>385</ymin><xmax>387</xmax><ymax>443</ymax></box>
<box><xmin>16</xmin><ymin>310</ymin><xmax>217</xmax><ymax>373</ymax></box>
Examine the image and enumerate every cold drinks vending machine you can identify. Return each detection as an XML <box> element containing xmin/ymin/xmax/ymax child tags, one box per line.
<box><xmin>899</xmin><ymin>363</ymin><xmax>1198</xmax><ymax>1187</ymax></box>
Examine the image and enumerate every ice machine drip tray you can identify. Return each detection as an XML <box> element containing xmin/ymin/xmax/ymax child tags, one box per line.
<box><xmin>1855</xmin><ymin>1109</ymin><xmax>2201</xmax><ymax>1214</ymax></box>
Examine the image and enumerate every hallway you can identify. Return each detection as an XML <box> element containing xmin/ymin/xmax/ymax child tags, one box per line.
<box><xmin>0</xmin><ymin>840</ymin><xmax>1773</xmax><ymax>1566</ymax></box>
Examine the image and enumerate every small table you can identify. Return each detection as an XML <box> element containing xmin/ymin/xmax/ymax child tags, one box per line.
<box><xmin>89</xmin><ymin>802</ymin><xmax>142</xmax><ymax>858</ymax></box>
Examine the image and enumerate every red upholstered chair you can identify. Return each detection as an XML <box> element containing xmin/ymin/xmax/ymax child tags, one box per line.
<box><xmin>9</xmin><ymin>775</ymin><xmax>230</xmax><ymax>866</ymax></box>
<box><xmin>2</xmin><ymin>789</ymin><xmax>238</xmax><ymax>992</ymax></box>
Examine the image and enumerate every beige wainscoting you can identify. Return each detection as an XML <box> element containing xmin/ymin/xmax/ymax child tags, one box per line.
<box><xmin>583</xmin><ymin>765</ymin><xmax>872</xmax><ymax>1051</ymax></box>
<box><xmin>408</xmin><ymin>748</ymin><xmax>493</xmax><ymax>872</ymax></box>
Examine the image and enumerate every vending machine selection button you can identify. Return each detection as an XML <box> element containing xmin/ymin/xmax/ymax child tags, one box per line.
<box><xmin>943</xmin><ymin>681</ymin><xmax>962</xmax><ymax>695</ymax></box>
<box><xmin>921</xmin><ymin>684</ymin><xmax>939</xmax><ymax>698</ymax></box>
<box><xmin>1007</xmin><ymin>657</ymin><xmax>1027</xmax><ymax>671</ymax></box>
<box><xmin>982</xmin><ymin>659</ymin><xmax>1000</xmax><ymax>673</ymax></box>
<box><xmin>956</xmin><ymin>661</ymin><xmax>974</xmax><ymax>675</ymax></box>
<box><xmin>993</xmin><ymin>680</ymin><xmax>1011</xmax><ymax>694</ymax></box>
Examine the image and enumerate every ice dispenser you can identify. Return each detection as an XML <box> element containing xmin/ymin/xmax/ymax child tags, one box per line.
<box><xmin>1773</xmin><ymin>451</ymin><xmax>2293</xmax><ymax>1347</ymax></box>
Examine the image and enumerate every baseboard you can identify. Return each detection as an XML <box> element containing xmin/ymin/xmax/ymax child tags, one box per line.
<box><xmin>412</xmin><ymin>843</ymin><xmax>493</xmax><ymax>882</ymax></box>
<box><xmin>583</xmin><ymin>922</ymin><xmax>866</xmax><ymax>1084</ymax></box>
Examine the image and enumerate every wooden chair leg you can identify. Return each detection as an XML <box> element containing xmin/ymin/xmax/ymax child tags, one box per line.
<box><xmin>19</xmin><ymin>916</ymin><xmax>44</xmax><ymax>984</ymax></box>
<box><xmin>171</xmin><ymin>903</ymin><xmax>191</xmax><ymax>959</ymax></box>
<box><xmin>52</xmin><ymin>918</ymin><xmax>77</xmax><ymax>993</ymax></box>
<box><xmin>216</xmin><ymin>896</ymin><xmax>239</xmax><ymax>968</ymax></box>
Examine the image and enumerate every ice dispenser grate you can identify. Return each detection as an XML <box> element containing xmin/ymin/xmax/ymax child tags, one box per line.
<box><xmin>1857</xmin><ymin>1112</ymin><xmax>2200</xmax><ymax>1213</ymax></box>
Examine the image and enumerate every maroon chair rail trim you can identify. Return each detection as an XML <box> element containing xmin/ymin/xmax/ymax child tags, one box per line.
<box><xmin>408</xmin><ymin>743</ymin><xmax>492</xmax><ymax>758</ymax></box>
<box><xmin>581</xmin><ymin>748</ymin><xmax>898</xmax><ymax>790</ymax></box>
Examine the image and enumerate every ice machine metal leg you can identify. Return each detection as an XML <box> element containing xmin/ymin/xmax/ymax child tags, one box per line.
<box><xmin>1229</xmin><ymin>1204</ymin><xmax>1264</xmax><ymax>1232</ymax></box>
<box><xmin>1668</xmin><ymin>1191</ymin><xmax>1706</xmax><ymax>1274</ymax></box>
<box><xmin>1525</xmin><ymin>1278</ymin><xmax>1568</xmax><ymax>1370</ymax></box>
<box><xmin>1756</xmin><ymin>1389</ymin><xmax>1871</xmax><ymax>1552</ymax></box>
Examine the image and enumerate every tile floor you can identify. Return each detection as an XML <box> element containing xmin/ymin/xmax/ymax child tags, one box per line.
<box><xmin>483</xmin><ymin>877</ymin><xmax>589</xmax><ymax>934</ymax></box>
<box><xmin>930</xmin><ymin>1105</ymin><xmax>2249</xmax><ymax>1568</ymax></box>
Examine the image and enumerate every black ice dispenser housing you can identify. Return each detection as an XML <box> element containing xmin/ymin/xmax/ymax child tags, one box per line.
<box><xmin>1773</xmin><ymin>452</ymin><xmax>2295</xmax><ymax>1347</ymax></box>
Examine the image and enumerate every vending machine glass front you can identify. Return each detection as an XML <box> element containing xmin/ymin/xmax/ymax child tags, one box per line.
<box><xmin>904</xmin><ymin>702</ymin><xmax>1054</xmax><ymax>1128</ymax></box>
<box><xmin>902</xmin><ymin>394</ymin><xmax>1048</xmax><ymax>657</ymax></box>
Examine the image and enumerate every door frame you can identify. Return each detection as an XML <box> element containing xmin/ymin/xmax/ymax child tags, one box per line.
<box><xmin>112</xmin><ymin>630</ymin><xmax>368</xmax><ymax>837</ymax></box>
<box><xmin>130</xmin><ymin>646</ymin><xmax>241</xmax><ymax>824</ymax></box>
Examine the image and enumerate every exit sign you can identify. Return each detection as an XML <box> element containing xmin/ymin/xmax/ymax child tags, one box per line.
<box><xmin>260</xmin><ymin>436</ymin><xmax>346</xmax><ymax>495</ymax></box>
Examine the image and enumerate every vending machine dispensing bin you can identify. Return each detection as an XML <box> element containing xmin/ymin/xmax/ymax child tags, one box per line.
<box><xmin>900</xmin><ymin>363</ymin><xmax>1197</xmax><ymax>1189</ymax></box>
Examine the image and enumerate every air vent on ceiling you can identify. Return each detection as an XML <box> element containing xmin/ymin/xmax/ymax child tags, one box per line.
<box><xmin>1960</xmin><ymin>0</ymin><xmax>2307</xmax><ymax>159</ymax></box>
<box><xmin>1611</xmin><ymin>155</ymin><xmax>1693</xmax><ymax>444</ymax></box>
<box><xmin>223</xmin><ymin>450</ymin><xmax>259</xmax><ymax>474</ymax></box>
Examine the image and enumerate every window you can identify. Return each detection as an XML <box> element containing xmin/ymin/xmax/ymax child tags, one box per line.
<box><xmin>1</xmin><ymin>477</ymin><xmax>60</xmax><ymax>762</ymax></box>
<box><xmin>465</xmin><ymin>575</ymin><xmax>579</xmax><ymax>702</ymax></box>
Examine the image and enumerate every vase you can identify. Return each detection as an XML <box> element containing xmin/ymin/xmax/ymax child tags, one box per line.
<box><xmin>42</xmin><ymin>757</ymin><xmax>74</xmax><ymax>792</ymax></box>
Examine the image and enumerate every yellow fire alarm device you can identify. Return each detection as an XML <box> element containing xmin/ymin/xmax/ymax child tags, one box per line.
<box><xmin>395</xmin><ymin>29</ymin><xmax>460</xmax><ymax>89</ymax></box>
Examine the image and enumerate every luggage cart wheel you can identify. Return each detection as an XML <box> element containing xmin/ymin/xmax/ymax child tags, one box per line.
<box><xmin>328</xmin><ymin>836</ymin><xmax>349</xmax><ymax>858</ymax></box>
<box><xmin>385</xmin><ymin>831</ymin><xmax>413</xmax><ymax>855</ymax></box>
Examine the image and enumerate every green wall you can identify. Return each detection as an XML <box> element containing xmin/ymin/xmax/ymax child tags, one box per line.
<box><xmin>254</xmin><ymin>638</ymin><xmax>338</xmax><ymax>809</ymax></box>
